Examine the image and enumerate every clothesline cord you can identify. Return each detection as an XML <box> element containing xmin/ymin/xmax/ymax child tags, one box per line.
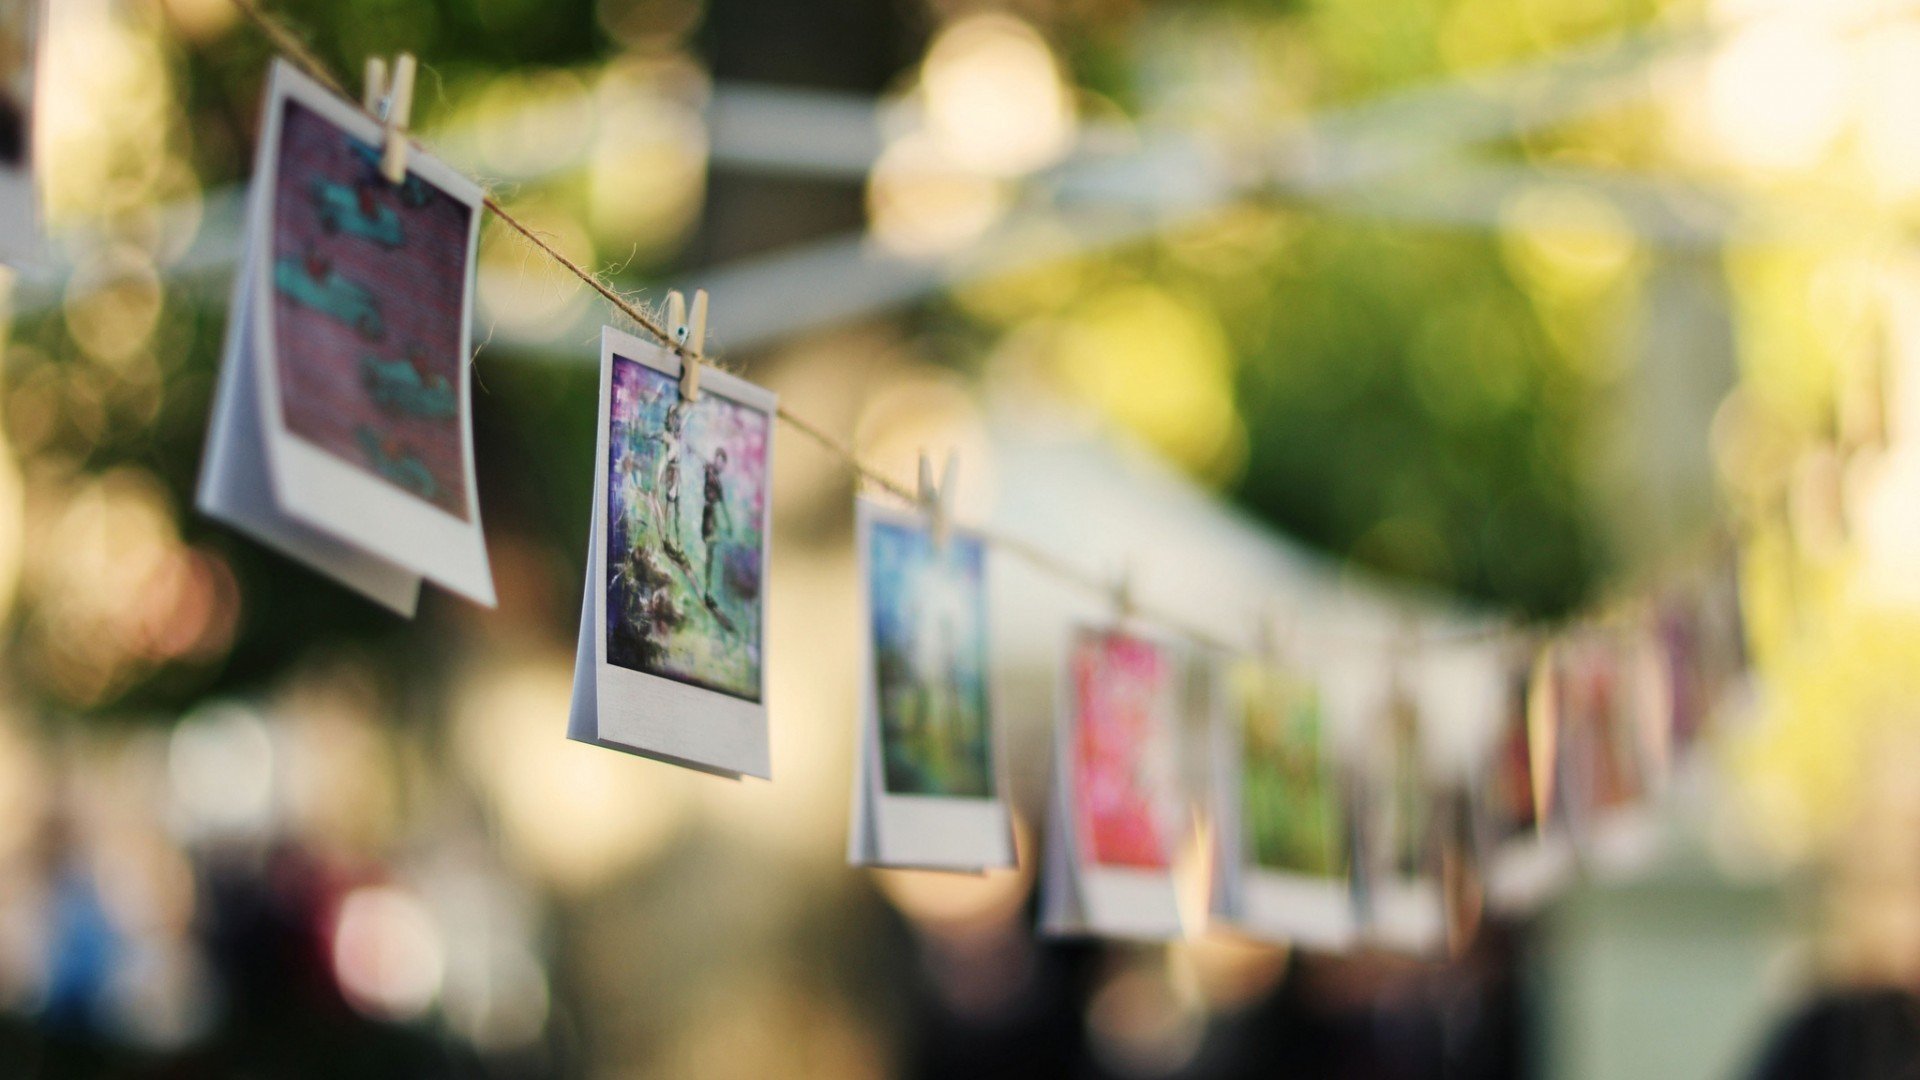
<box><xmin>220</xmin><ymin>0</ymin><xmax>1511</xmax><ymax>654</ymax></box>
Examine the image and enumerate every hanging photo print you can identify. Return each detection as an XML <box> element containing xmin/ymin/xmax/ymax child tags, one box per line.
<box><xmin>1359</xmin><ymin>675</ymin><xmax>1443</xmax><ymax>954</ymax></box>
<box><xmin>198</xmin><ymin>59</ymin><xmax>494</xmax><ymax>613</ymax></box>
<box><xmin>1656</xmin><ymin>595</ymin><xmax>1715</xmax><ymax>770</ymax></box>
<box><xmin>1558</xmin><ymin>627</ymin><xmax>1669</xmax><ymax>877</ymax></box>
<box><xmin>568</xmin><ymin>325</ymin><xmax>775</xmax><ymax>780</ymax></box>
<box><xmin>1041</xmin><ymin>626</ymin><xmax>1184</xmax><ymax>939</ymax></box>
<box><xmin>847</xmin><ymin>499</ymin><xmax>1013</xmax><ymax>871</ymax></box>
<box><xmin>1656</xmin><ymin>558</ymin><xmax>1749</xmax><ymax>779</ymax></box>
<box><xmin>0</xmin><ymin>0</ymin><xmax>42</xmax><ymax>265</ymax></box>
<box><xmin>1208</xmin><ymin>658</ymin><xmax>1354</xmax><ymax>949</ymax></box>
<box><xmin>1476</xmin><ymin>645</ymin><xmax>1573</xmax><ymax>912</ymax></box>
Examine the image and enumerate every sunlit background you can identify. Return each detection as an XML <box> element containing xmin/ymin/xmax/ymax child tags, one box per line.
<box><xmin>1</xmin><ymin>0</ymin><xmax>1917</xmax><ymax>1076</ymax></box>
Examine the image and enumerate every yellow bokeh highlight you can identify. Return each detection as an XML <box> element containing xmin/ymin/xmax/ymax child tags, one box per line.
<box><xmin>1047</xmin><ymin>284</ymin><xmax>1246</xmax><ymax>485</ymax></box>
<box><xmin>1500</xmin><ymin>185</ymin><xmax>1643</xmax><ymax>306</ymax></box>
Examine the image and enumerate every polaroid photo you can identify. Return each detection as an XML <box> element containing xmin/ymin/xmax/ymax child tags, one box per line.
<box><xmin>1040</xmin><ymin>626</ymin><xmax>1185</xmax><ymax>940</ymax></box>
<box><xmin>846</xmin><ymin>498</ymin><xmax>1013</xmax><ymax>872</ymax></box>
<box><xmin>1656</xmin><ymin>595</ymin><xmax>1716</xmax><ymax>772</ymax></box>
<box><xmin>1476</xmin><ymin>648</ymin><xmax>1574</xmax><ymax>913</ymax></box>
<box><xmin>1207</xmin><ymin>658</ymin><xmax>1355</xmax><ymax>951</ymax></box>
<box><xmin>567</xmin><ymin>325</ymin><xmax>775</xmax><ymax>780</ymax></box>
<box><xmin>1358</xmin><ymin>682</ymin><xmax>1444</xmax><ymax>954</ymax></box>
<box><xmin>1557</xmin><ymin>630</ymin><xmax>1668</xmax><ymax>878</ymax></box>
<box><xmin>198</xmin><ymin>59</ymin><xmax>493</xmax><ymax>611</ymax></box>
<box><xmin>1656</xmin><ymin>564</ymin><xmax>1751</xmax><ymax>798</ymax></box>
<box><xmin>0</xmin><ymin>0</ymin><xmax>43</xmax><ymax>266</ymax></box>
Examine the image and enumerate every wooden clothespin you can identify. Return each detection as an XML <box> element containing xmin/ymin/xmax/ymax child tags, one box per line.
<box><xmin>365</xmin><ymin>53</ymin><xmax>416</xmax><ymax>185</ymax></box>
<box><xmin>667</xmin><ymin>288</ymin><xmax>708</xmax><ymax>404</ymax></box>
<box><xmin>1385</xmin><ymin>611</ymin><xmax>1423</xmax><ymax>712</ymax></box>
<box><xmin>1253</xmin><ymin>606</ymin><xmax>1296</xmax><ymax>703</ymax></box>
<box><xmin>917</xmin><ymin>450</ymin><xmax>958</xmax><ymax>549</ymax></box>
<box><xmin>1256</xmin><ymin>606</ymin><xmax>1287</xmax><ymax>667</ymax></box>
<box><xmin>1389</xmin><ymin>610</ymin><xmax>1418</xmax><ymax>669</ymax></box>
<box><xmin>1113</xmin><ymin>561</ymin><xmax>1137</xmax><ymax>623</ymax></box>
<box><xmin>363</xmin><ymin>57</ymin><xmax>388</xmax><ymax>114</ymax></box>
<box><xmin>666</xmin><ymin>290</ymin><xmax>685</xmax><ymax>342</ymax></box>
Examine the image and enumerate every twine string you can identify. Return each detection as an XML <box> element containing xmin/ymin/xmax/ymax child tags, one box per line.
<box><xmin>221</xmin><ymin>0</ymin><xmax>1511</xmax><ymax>654</ymax></box>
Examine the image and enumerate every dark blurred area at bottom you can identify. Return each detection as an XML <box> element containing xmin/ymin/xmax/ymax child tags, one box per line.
<box><xmin>0</xmin><ymin>852</ymin><xmax>1537</xmax><ymax>1080</ymax></box>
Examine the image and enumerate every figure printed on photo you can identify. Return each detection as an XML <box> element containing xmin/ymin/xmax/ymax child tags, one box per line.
<box><xmin>1238</xmin><ymin>665</ymin><xmax>1342</xmax><ymax>877</ymax></box>
<box><xmin>1072</xmin><ymin>631</ymin><xmax>1175</xmax><ymax>870</ymax></box>
<box><xmin>701</xmin><ymin>446</ymin><xmax>736</xmax><ymax>616</ymax></box>
<box><xmin>867</xmin><ymin>517</ymin><xmax>993</xmax><ymax>798</ymax></box>
<box><xmin>270</xmin><ymin>99</ymin><xmax>474</xmax><ymax>519</ymax></box>
<box><xmin>605</xmin><ymin>357</ymin><xmax>769</xmax><ymax>701</ymax></box>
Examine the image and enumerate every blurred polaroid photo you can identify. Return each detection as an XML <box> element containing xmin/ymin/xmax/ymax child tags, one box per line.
<box><xmin>568</xmin><ymin>325</ymin><xmax>775</xmax><ymax>780</ymax></box>
<box><xmin>1556</xmin><ymin>630</ymin><xmax>1668</xmax><ymax>878</ymax></box>
<box><xmin>0</xmin><ymin>0</ymin><xmax>43</xmax><ymax>265</ymax></box>
<box><xmin>1655</xmin><ymin>563</ymin><xmax>1750</xmax><ymax>794</ymax></box>
<box><xmin>1656</xmin><ymin>593</ymin><xmax>1717</xmax><ymax>769</ymax></box>
<box><xmin>198</xmin><ymin>59</ymin><xmax>494</xmax><ymax>612</ymax></box>
<box><xmin>1476</xmin><ymin>648</ymin><xmax>1574</xmax><ymax>912</ymax></box>
<box><xmin>847</xmin><ymin>499</ymin><xmax>1013</xmax><ymax>871</ymax></box>
<box><xmin>1208</xmin><ymin>659</ymin><xmax>1355</xmax><ymax>950</ymax></box>
<box><xmin>1359</xmin><ymin>683</ymin><xmax>1444</xmax><ymax>954</ymax></box>
<box><xmin>1041</xmin><ymin>626</ymin><xmax>1184</xmax><ymax>940</ymax></box>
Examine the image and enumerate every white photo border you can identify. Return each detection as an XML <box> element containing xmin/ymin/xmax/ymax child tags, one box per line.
<box><xmin>1056</xmin><ymin>622</ymin><xmax>1185</xmax><ymax>941</ymax></box>
<box><xmin>590</xmin><ymin>325</ymin><xmax>776</xmax><ymax>781</ymax></box>
<box><xmin>1209</xmin><ymin>659</ymin><xmax>1356</xmax><ymax>950</ymax></box>
<box><xmin>249</xmin><ymin>60</ymin><xmax>495</xmax><ymax>606</ymax></box>
<box><xmin>854</xmin><ymin>497</ymin><xmax>1013</xmax><ymax>871</ymax></box>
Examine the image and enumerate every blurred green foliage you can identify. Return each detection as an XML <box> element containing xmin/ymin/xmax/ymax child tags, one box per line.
<box><xmin>1227</xmin><ymin>218</ymin><xmax>1607</xmax><ymax>616</ymax></box>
